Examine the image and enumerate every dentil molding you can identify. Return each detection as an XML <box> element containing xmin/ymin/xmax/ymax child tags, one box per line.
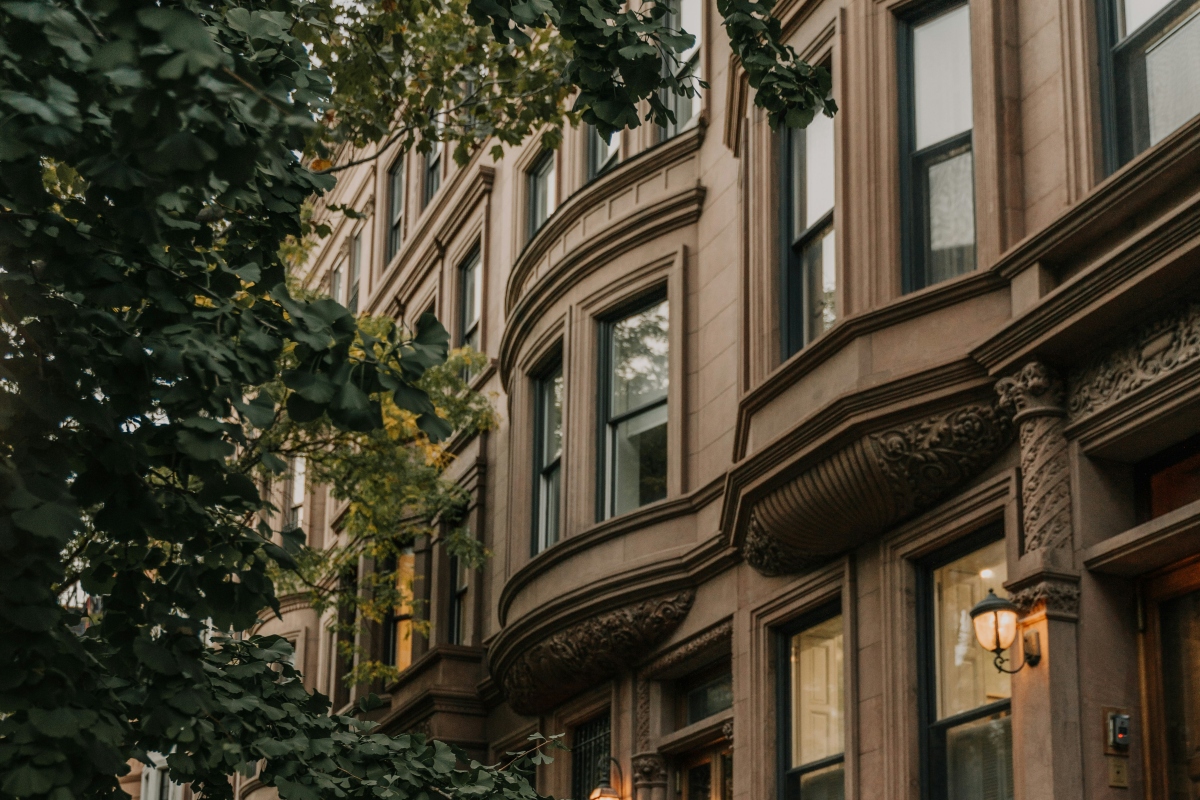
<box><xmin>745</xmin><ymin>402</ymin><xmax>1015</xmax><ymax>576</ymax></box>
<box><xmin>499</xmin><ymin>592</ymin><xmax>695</xmax><ymax>716</ymax></box>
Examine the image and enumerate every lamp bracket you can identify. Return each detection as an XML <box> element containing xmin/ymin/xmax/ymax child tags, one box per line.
<box><xmin>992</xmin><ymin>629</ymin><xmax>1041</xmax><ymax>674</ymax></box>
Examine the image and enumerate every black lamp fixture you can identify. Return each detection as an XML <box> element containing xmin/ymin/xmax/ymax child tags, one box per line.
<box><xmin>969</xmin><ymin>589</ymin><xmax>1041</xmax><ymax>674</ymax></box>
<box><xmin>589</xmin><ymin>756</ymin><xmax>623</xmax><ymax>800</ymax></box>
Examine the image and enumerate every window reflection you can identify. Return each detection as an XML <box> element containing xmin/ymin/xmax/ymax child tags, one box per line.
<box><xmin>783</xmin><ymin>611</ymin><xmax>845</xmax><ymax>800</ymax></box>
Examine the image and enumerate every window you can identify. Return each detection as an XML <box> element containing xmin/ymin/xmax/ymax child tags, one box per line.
<box><xmin>447</xmin><ymin>551</ymin><xmax>469</xmax><ymax>645</ymax></box>
<box><xmin>424</xmin><ymin>140</ymin><xmax>443</xmax><ymax>206</ymax></box>
<box><xmin>1142</xmin><ymin>559</ymin><xmax>1200</xmax><ymax>799</ymax></box>
<box><xmin>919</xmin><ymin>533</ymin><xmax>1013</xmax><ymax>800</ymax></box>
<box><xmin>527</xmin><ymin>151</ymin><xmax>557</xmax><ymax>239</ymax></box>
<box><xmin>571</xmin><ymin>712</ymin><xmax>612</xmax><ymax>800</ymax></box>
<box><xmin>1136</xmin><ymin>434</ymin><xmax>1200</xmax><ymax>520</ymax></box>
<box><xmin>588</xmin><ymin>125</ymin><xmax>619</xmax><ymax>180</ymax></box>
<box><xmin>900</xmin><ymin>3</ymin><xmax>976</xmax><ymax>293</ymax></box>
<box><xmin>660</xmin><ymin>0</ymin><xmax>702</xmax><ymax>139</ymax></box>
<box><xmin>778</xmin><ymin>609</ymin><xmax>844</xmax><ymax>800</ymax></box>
<box><xmin>1100</xmin><ymin>0</ymin><xmax>1200</xmax><ymax>169</ymax></box>
<box><xmin>458</xmin><ymin>247</ymin><xmax>482</xmax><ymax>351</ymax></box>
<box><xmin>330</xmin><ymin>261</ymin><xmax>345</xmax><ymax>305</ymax></box>
<box><xmin>140</xmin><ymin>754</ymin><xmax>183</xmax><ymax>800</ymax></box>
<box><xmin>387</xmin><ymin>158</ymin><xmax>405</xmax><ymax>262</ymax></box>
<box><xmin>381</xmin><ymin>548</ymin><xmax>416</xmax><ymax>672</ymax></box>
<box><xmin>599</xmin><ymin>297</ymin><xmax>669</xmax><ymax>519</ymax></box>
<box><xmin>782</xmin><ymin>72</ymin><xmax>836</xmax><ymax>358</ymax></box>
<box><xmin>533</xmin><ymin>361</ymin><xmax>564</xmax><ymax>555</ymax></box>
<box><xmin>347</xmin><ymin>232</ymin><xmax>363</xmax><ymax>314</ymax></box>
<box><xmin>284</xmin><ymin>456</ymin><xmax>306</xmax><ymax>534</ymax></box>
<box><xmin>679</xmin><ymin>748</ymin><xmax>733</xmax><ymax>800</ymax></box>
<box><xmin>682</xmin><ymin>670</ymin><xmax>733</xmax><ymax>726</ymax></box>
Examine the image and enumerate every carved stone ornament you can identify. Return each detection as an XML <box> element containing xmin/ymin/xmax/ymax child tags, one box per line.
<box><xmin>1068</xmin><ymin>299</ymin><xmax>1200</xmax><ymax>422</ymax></box>
<box><xmin>1010</xmin><ymin>579</ymin><xmax>1080</xmax><ymax>617</ymax></box>
<box><xmin>745</xmin><ymin>402</ymin><xmax>1014</xmax><ymax>576</ymax></box>
<box><xmin>996</xmin><ymin>362</ymin><xmax>1073</xmax><ymax>555</ymax></box>
<box><xmin>721</xmin><ymin>720</ymin><xmax>734</xmax><ymax>744</ymax></box>
<box><xmin>632</xmin><ymin>754</ymin><xmax>668</xmax><ymax>786</ymax></box>
<box><xmin>500</xmin><ymin>592</ymin><xmax>695</xmax><ymax>715</ymax></box>
<box><xmin>641</xmin><ymin>620</ymin><xmax>733</xmax><ymax>678</ymax></box>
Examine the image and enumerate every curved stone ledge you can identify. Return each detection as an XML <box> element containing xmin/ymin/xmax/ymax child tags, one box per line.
<box><xmin>745</xmin><ymin>402</ymin><xmax>1015</xmax><ymax>575</ymax></box>
<box><xmin>498</xmin><ymin>591</ymin><xmax>694</xmax><ymax>715</ymax></box>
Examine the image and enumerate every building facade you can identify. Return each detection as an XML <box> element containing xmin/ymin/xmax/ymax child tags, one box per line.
<box><xmin>247</xmin><ymin>0</ymin><xmax>1200</xmax><ymax>799</ymax></box>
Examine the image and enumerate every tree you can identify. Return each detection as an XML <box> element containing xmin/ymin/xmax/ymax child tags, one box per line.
<box><xmin>0</xmin><ymin>0</ymin><xmax>831</xmax><ymax>797</ymax></box>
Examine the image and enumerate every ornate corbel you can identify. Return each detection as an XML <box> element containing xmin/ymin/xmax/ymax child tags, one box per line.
<box><xmin>499</xmin><ymin>592</ymin><xmax>694</xmax><ymax>716</ymax></box>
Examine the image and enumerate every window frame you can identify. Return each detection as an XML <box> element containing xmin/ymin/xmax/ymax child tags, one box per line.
<box><xmin>915</xmin><ymin>523</ymin><xmax>1010</xmax><ymax>800</ymax></box>
<box><xmin>1096</xmin><ymin>0</ymin><xmax>1200</xmax><ymax>173</ymax></box>
<box><xmin>424</xmin><ymin>140</ymin><xmax>443</xmax><ymax>207</ymax></box>
<box><xmin>587</xmin><ymin>125</ymin><xmax>619</xmax><ymax>181</ymax></box>
<box><xmin>532</xmin><ymin>356</ymin><xmax>564</xmax><ymax>556</ymax></box>
<box><xmin>457</xmin><ymin>245</ymin><xmax>482</xmax><ymax>351</ymax></box>
<box><xmin>386</xmin><ymin>156</ymin><xmax>405</xmax><ymax>263</ymax></box>
<box><xmin>658</xmin><ymin>0</ymin><xmax>703</xmax><ymax>141</ymax></box>
<box><xmin>283</xmin><ymin>455</ymin><xmax>306</xmax><ymax>534</ymax></box>
<box><xmin>527</xmin><ymin>150</ymin><xmax>557</xmax><ymax>240</ymax></box>
<box><xmin>380</xmin><ymin>549</ymin><xmax>416</xmax><ymax>671</ymax></box>
<box><xmin>571</xmin><ymin>711</ymin><xmax>613</xmax><ymax>800</ymax></box>
<box><xmin>779</xmin><ymin>62</ymin><xmax>837</xmax><ymax>360</ymax></box>
<box><xmin>347</xmin><ymin>232</ymin><xmax>363</xmax><ymax>314</ymax></box>
<box><xmin>595</xmin><ymin>290</ymin><xmax>671</xmax><ymax>522</ymax></box>
<box><xmin>447</xmin><ymin>551</ymin><xmax>469</xmax><ymax>645</ymax></box>
<box><xmin>775</xmin><ymin>601</ymin><xmax>845</xmax><ymax>800</ymax></box>
<box><xmin>897</xmin><ymin>0</ymin><xmax>977</xmax><ymax>295</ymax></box>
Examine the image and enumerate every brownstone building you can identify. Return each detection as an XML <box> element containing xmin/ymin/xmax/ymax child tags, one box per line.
<box><xmin>245</xmin><ymin>0</ymin><xmax>1200</xmax><ymax>799</ymax></box>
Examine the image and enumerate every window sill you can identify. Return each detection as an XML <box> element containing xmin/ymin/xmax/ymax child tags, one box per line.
<box><xmin>656</xmin><ymin>708</ymin><xmax>733</xmax><ymax>756</ymax></box>
<box><xmin>1083</xmin><ymin>497</ymin><xmax>1200</xmax><ymax>576</ymax></box>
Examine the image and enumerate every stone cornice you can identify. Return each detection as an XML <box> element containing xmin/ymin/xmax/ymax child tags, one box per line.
<box><xmin>640</xmin><ymin>619</ymin><xmax>733</xmax><ymax>678</ymax></box>
<box><xmin>722</xmin><ymin>359</ymin><xmax>996</xmax><ymax>546</ymax></box>
<box><xmin>497</xmin><ymin>473</ymin><xmax>725</xmax><ymax>626</ymax></box>
<box><xmin>742</xmin><ymin>399</ymin><xmax>1015</xmax><ymax>575</ymax></box>
<box><xmin>734</xmin><ymin>272</ymin><xmax>1006</xmax><ymax>460</ymax></box>
<box><xmin>497</xmin><ymin>592</ymin><xmax>695</xmax><ymax>715</ymax></box>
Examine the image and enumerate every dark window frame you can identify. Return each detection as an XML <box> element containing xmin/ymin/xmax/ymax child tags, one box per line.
<box><xmin>779</xmin><ymin>65</ymin><xmax>836</xmax><ymax>360</ymax></box>
<box><xmin>424</xmin><ymin>142</ymin><xmax>442</xmax><ymax>207</ymax></box>
<box><xmin>915</xmin><ymin>523</ymin><xmax>1009</xmax><ymax>800</ymax></box>
<box><xmin>347</xmin><ymin>232</ymin><xmax>363</xmax><ymax>314</ymax></box>
<box><xmin>897</xmin><ymin>0</ymin><xmax>977</xmax><ymax>295</ymax></box>
<box><xmin>1134</xmin><ymin>431</ymin><xmax>1200</xmax><ymax>522</ymax></box>
<box><xmin>457</xmin><ymin>245</ymin><xmax>482</xmax><ymax>351</ymax></box>
<box><xmin>527</xmin><ymin>150</ymin><xmax>556</xmax><ymax>240</ymax></box>
<box><xmin>379</xmin><ymin>552</ymin><xmax>415</xmax><ymax>669</ymax></box>
<box><xmin>1096</xmin><ymin>0</ymin><xmax>1200</xmax><ymax>173</ymax></box>
<box><xmin>657</xmin><ymin>0</ymin><xmax>702</xmax><ymax>142</ymax></box>
<box><xmin>594</xmin><ymin>289</ymin><xmax>670</xmax><ymax>522</ymax></box>
<box><xmin>571</xmin><ymin>712</ymin><xmax>613</xmax><ymax>800</ymax></box>
<box><xmin>531</xmin><ymin>355</ymin><xmax>564</xmax><ymax>556</ymax></box>
<box><xmin>386</xmin><ymin>157</ymin><xmax>405</xmax><ymax>262</ymax></box>
<box><xmin>447</xmin><ymin>551</ymin><xmax>469</xmax><ymax>645</ymax></box>
<box><xmin>587</xmin><ymin>125</ymin><xmax>619</xmax><ymax>181</ymax></box>
<box><xmin>775</xmin><ymin>601</ymin><xmax>845</xmax><ymax>800</ymax></box>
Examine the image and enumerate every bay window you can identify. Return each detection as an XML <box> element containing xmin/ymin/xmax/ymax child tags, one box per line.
<box><xmin>528</xmin><ymin>150</ymin><xmax>557</xmax><ymax>239</ymax></box>
<box><xmin>533</xmin><ymin>361</ymin><xmax>564</xmax><ymax>554</ymax></box>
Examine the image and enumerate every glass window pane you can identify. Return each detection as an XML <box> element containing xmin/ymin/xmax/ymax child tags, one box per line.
<box><xmin>720</xmin><ymin>754</ymin><xmax>733</xmax><ymax>800</ymax></box>
<box><xmin>790</xmin><ymin>615</ymin><xmax>844</xmax><ymax>768</ymax></box>
<box><xmin>945</xmin><ymin>711</ymin><xmax>1014</xmax><ymax>800</ymax></box>
<box><xmin>913</xmin><ymin>4</ymin><xmax>973</xmax><ymax>150</ymax></box>
<box><xmin>611</xmin><ymin>300</ymin><xmax>669</xmax><ymax>416</ymax></box>
<box><xmin>686</xmin><ymin>762</ymin><xmax>712</xmax><ymax>800</ymax></box>
<box><xmin>1124</xmin><ymin>0</ymin><xmax>1175</xmax><ymax>35</ymax></box>
<box><xmin>541</xmin><ymin>369</ymin><xmax>563</xmax><ymax>463</ymax></box>
<box><xmin>613</xmin><ymin>403</ymin><xmax>668</xmax><ymax>514</ymax></box>
<box><xmin>1160</xmin><ymin>587</ymin><xmax>1200</xmax><ymax>796</ymax></box>
<box><xmin>803</xmin><ymin>228</ymin><xmax>837</xmax><ymax>342</ymax></box>
<box><xmin>331</xmin><ymin>265</ymin><xmax>343</xmax><ymax>304</ymax></box>
<box><xmin>686</xmin><ymin>673</ymin><xmax>733</xmax><ymax>724</ymax></box>
<box><xmin>461</xmin><ymin>252</ymin><xmax>481</xmax><ymax>344</ymax></box>
<box><xmin>539</xmin><ymin>465</ymin><xmax>560</xmax><ymax>548</ymax></box>
<box><xmin>571</xmin><ymin>714</ymin><xmax>612</xmax><ymax>800</ymax></box>
<box><xmin>933</xmin><ymin>539</ymin><xmax>1010</xmax><ymax>720</ymax></box>
<box><xmin>1149</xmin><ymin>447</ymin><xmax>1200</xmax><ymax>518</ymax></box>
<box><xmin>926</xmin><ymin>147</ymin><xmax>976</xmax><ymax>284</ymax></box>
<box><xmin>797</xmin><ymin>762</ymin><xmax>845</xmax><ymax>800</ymax></box>
<box><xmin>805</xmin><ymin>112</ymin><xmax>835</xmax><ymax>229</ymax></box>
<box><xmin>1145</xmin><ymin>9</ymin><xmax>1200</xmax><ymax>146</ymax></box>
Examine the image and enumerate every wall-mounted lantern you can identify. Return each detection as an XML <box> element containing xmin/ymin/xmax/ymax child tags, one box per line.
<box><xmin>969</xmin><ymin>589</ymin><xmax>1041</xmax><ymax>674</ymax></box>
<box><xmin>589</xmin><ymin>756</ymin><xmax>623</xmax><ymax>800</ymax></box>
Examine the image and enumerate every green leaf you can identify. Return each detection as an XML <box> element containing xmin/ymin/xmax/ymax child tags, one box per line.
<box><xmin>2</xmin><ymin>765</ymin><xmax>54</xmax><ymax>797</ymax></box>
<box><xmin>11</xmin><ymin>502</ymin><xmax>79</xmax><ymax>542</ymax></box>
<box><xmin>28</xmin><ymin>708</ymin><xmax>98</xmax><ymax>738</ymax></box>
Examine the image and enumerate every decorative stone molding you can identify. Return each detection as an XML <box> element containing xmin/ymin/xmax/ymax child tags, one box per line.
<box><xmin>1068</xmin><ymin>299</ymin><xmax>1200</xmax><ymax>421</ymax></box>
<box><xmin>1011</xmin><ymin>579</ymin><xmax>1081</xmax><ymax>618</ymax></box>
<box><xmin>744</xmin><ymin>402</ymin><xmax>1014</xmax><ymax>575</ymax></box>
<box><xmin>721</xmin><ymin>720</ymin><xmax>734</xmax><ymax>744</ymax></box>
<box><xmin>632</xmin><ymin>754</ymin><xmax>668</xmax><ymax>786</ymax></box>
<box><xmin>499</xmin><ymin>592</ymin><xmax>694</xmax><ymax>715</ymax></box>
<box><xmin>640</xmin><ymin>620</ymin><xmax>733</xmax><ymax>678</ymax></box>
<box><xmin>635</xmin><ymin>679</ymin><xmax>651</xmax><ymax>752</ymax></box>
<box><xmin>996</xmin><ymin>362</ymin><xmax>1073</xmax><ymax>555</ymax></box>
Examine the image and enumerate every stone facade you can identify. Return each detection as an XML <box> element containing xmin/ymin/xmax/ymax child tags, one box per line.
<box><xmin>242</xmin><ymin>1</ymin><xmax>1200</xmax><ymax>800</ymax></box>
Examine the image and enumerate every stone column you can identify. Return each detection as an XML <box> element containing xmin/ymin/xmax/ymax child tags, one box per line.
<box><xmin>632</xmin><ymin>754</ymin><xmax>667</xmax><ymax>800</ymax></box>
<box><xmin>995</xmin><ymin>362</ymin><xmax>1083</xmax><ymax>800</ymax></box>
